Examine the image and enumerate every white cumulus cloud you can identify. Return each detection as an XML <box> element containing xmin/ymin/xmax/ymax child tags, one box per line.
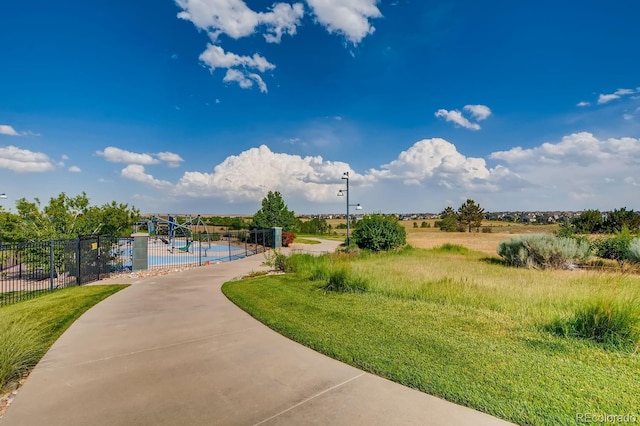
<box><xmin>199</xmin><ymin>44</ymin><xmax>275</xmax><ymax>73</ymax></box>
<box><xmin>487</xmin><ymin>132</ymin><xmax>640</xmax><ymax>209</ymax></box>
<box><xmin>97</xmin><ymin>147</ymin><xmax>159</xmax><ymax>165</ymax></box>
<box><xmin>489</xmin><ymin>132</ymin><xmax>640</xmax><ymax>166</ymax></box>
<box><xmin>0</xmin><ymin>125</ymin><xmax>19</xmax><ymax>136</ymax></box>
<box><xmin>435</xmin><ymin>109</ymin><xmax>481</xmax><ymax>131</ymax></box>
<box><xmin>121</xmin><ymin>165</ymin><xmax>172</xmax><ymax>188</ymax></box>
<box><xmin>463</xmin><ymin>104</ymin><xmax>492</xmax><ymax>121</ymax></box>
<box><xmin>305</xmin><ymin>0</ymin><xmax>383</xmax><ymax>44</ymax></box>
<box><xmin>97</xmin><ymin>147</ymin><xmax>184</xmax><ymax>167</ymax></box>
<box><xmin>576</xmin><ymin>101</ymin><xmax>590</xmax><ymax>107</ymax></box>
<box><xmin>176</xmin><ymin>0</ymin><xmax>382</xmax><ymax>93</ymax></box>
<box><xmin>0</xmin><ymin>145</ymin><xmax>55</xmax><ymax>172</ymax></box>
<box><xmin>175</xmin><ymin>0</ymin><xmax>303</xmax><ymax>42</ymax></box>
<box><xmin>156</xmin><ymin>152</ymin><xmax>184</xmax><ymax>168</ymax></box>
<box><xmin>68</xmin><ymin>165</ymin><xmax>81</xmax><ymax>173</ymax></box>
<box><xmin>369</xmin><ymin>138</ymin><xmax>524</xmax><ymax>192</ymax></box>
<box><xmin>175</xmin><ymin>144</ymin><xmax>367</xmax><ymax>201</ymax></box>
<box><xmin>223</xmin><ymin>69</ymin><xmax>268</xmax><ymax>93</ymax></box>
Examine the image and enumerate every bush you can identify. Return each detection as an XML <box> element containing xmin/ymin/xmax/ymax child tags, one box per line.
<box><xmin>593</xmin><ymin>228</ymin><xmax>634</xmax><ymax>268</ymax></box>
<box><xmin>497</xmin><ymin>234</ymin><xmax>591</xmax><ymax>269</ymax></box>
<box><xmin>320</xmin><ymin>267</ymin><xmax>368</xmax><ymax>293</ymax></box>
<box><xmin>432</xmin><ymin>244</ymin><xmax>469</xmax><ymax>255</ymax></box>
<box><xmin>352</xmin><ymin>214</ymin><xmax>406</xmax><ymax>251</ymax></box>
<box><xmin>282</xmin><ymin>231</ymin><xmax>295</xmax><ymax>247</ymax></box>
<box><xmin>627</xmin><ymin>238</ymin><xmax>640</xmax><ymax>263</ymax></box>
<box><xmin>549</xmin><ymin>300</ymin><xmax>640</xmax><ymax>351</ymax></box>
<box><xmin>435</xmin><ymin>216</ymin><xmax>457</xmax><ymax>232</ymax></box>
<box><xmin>263</xmin><ymin>250</ymin><xmax>291</xmax><ymax>272</ymax></box>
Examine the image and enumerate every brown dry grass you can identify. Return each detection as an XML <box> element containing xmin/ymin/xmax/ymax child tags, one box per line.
<box><xmin>326</xmin><ymin>218</ymin><xmax>559</xmax><ymax>255</ymax></box>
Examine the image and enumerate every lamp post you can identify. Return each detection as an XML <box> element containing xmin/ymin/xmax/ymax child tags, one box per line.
<box><xmin>337</xmin><ymin>172</ymin><xmax>362</xmax><ymax>246</ymax></box>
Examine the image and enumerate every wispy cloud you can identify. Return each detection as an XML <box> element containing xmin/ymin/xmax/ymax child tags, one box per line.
<box><xmin>597</xmin><ymin>88</ymin><xmax>637</xmax><ymax>104</ymax></box>
<box><xmin>97</xmin><ymin>147</ymin><xmax>184</xmax><ymax>167</ymax></box>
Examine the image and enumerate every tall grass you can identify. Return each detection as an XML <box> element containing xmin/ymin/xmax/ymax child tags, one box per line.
<box><xmin>548</xmin><ymin>299</ymin><xmax>640</xmax><ymax>350</ymax></box>
<box><xmin>0</xmin><ymin>317</ymin><xmax>42</xmax><ymax>391</ymax></box>
<box><xmin>224</xmin><ymin>247</ymin><xmax>640</xmax><ymax>424</ymax></box>
<box><xmin>0</xmin><ymin>285</ymin><xmax>127</xmax><ymax>393</ymax></box>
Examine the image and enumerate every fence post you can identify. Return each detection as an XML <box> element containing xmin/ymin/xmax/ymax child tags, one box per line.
<box><xmin>97</xmin><ymin>236</ymin><xmax>101</xmax><ymax>281</ymax></box>
<box><xmin>49</xmin><ymin>239</ymin><xmax>54</xmax><ymax>292</ymax></box>
<box><xmin>77</xmin><ymin>238</ymin><xmax>81</xmax><ymax>285</ymax></box>
<box><xmin>227</xmin><ymin>227</ymin><xmax>231</xmax><ymax>260</ymax></box>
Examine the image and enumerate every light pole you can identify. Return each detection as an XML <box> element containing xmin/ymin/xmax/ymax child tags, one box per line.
<box><xmin>337</xmin><ymin>172</ymin><xmax>362</xmax><ymax>246</ymax></box>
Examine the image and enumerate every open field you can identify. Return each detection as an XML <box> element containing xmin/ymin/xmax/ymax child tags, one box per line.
<box><xmin>324</xmin><ymin>218</ymin><xmax>559</xmax><ymax>255</ymax></box>
<box><xmin>224</xmin><ymin>244</ymin><xmax>640</xmax><ymax>425</ymax></box>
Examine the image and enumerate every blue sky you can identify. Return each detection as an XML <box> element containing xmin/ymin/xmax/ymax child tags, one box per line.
<box><xmin>1</xmin><ymin>0</ymin><xmax>640</xmax><ymax>215</ymax></box>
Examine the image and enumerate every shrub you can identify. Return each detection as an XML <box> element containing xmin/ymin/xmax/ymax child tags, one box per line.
<box><xmin>435</xmin><ymin>216</ymin><xmax>457</xmax><ymax>232</ymax></box>
<box><xmin>263</xmin><ymin>250</ymin><xmax>291</xmax><ymax>272</ymax></box>
<box><xmin>282</xmin><ymin>231</ymin><xmax>295</xmax><ymax>247</ymax></box>
<box><xmin>497</xmin><ymin>234</ymin><xmax>591</xmax><ymax>269</ymax></box>
<box><xmin>593</xmin><ymin>228</ymin><xmax>634</xmax><ymax>269</ymax></box>
<box><xmin>627</xmin><ymin>238</ymin><xmax>640</xmax><ymax>263</ymax></box>
<box><xmin>548</xmin><ymin>300</ymin><xmax>640</xmax><ymax>351</ymax></box>
<box><xmin>320</xmin><ymin>267</ymin><xmax>368</xmax><ymax>293</ymax></box>
<box><xmin>432</xmin><ymin>244</ymin><xmax>469</xmax><ymax>255</ymax></box>
<box><xmin>352</xmin><ymin>214</ymin><xmax>406</xmax><ymax>251</ymax></box>
<box><xmin>481</xmin><ymin>226</ymin><xmax>492</xmax><ymax>233</ymax></box>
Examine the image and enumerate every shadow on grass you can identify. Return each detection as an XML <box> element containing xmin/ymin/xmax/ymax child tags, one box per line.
<box><xmin>479</xmin><ymin>256</ymin><xmax>506</xmax><ymax>266</ymax></box>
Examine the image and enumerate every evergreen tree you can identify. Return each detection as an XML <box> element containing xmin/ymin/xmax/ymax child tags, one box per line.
<box><xmin>457</xmin><ymin>199</ymin><xmax>485</xmax><ymax>232</ymax></box>
<box><xmin>252</xmin><ymin>191</ymin><xmax>296</xmax><ymax>231</ymax></box>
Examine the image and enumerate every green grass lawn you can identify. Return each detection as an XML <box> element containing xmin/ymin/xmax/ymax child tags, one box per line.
<box><xmin>293</xmin><ymin>237</ymin><xmax>322</xmax><ymax>245</ymax></box>
<box><xmin>0</xmin><ymin>285</ymin><xmax>128</xmax><ymax>392</ymax></box>
<box><xmin>223</xmin><ymin>247</ymin><xmax>640</xmax><ymax>425</ymax></box>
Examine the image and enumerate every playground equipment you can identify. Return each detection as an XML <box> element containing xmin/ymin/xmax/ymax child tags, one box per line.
<box><xmin>144</xmin><ymin>215</ymin><xmax>211</xmax><ymax>253</ymax></box>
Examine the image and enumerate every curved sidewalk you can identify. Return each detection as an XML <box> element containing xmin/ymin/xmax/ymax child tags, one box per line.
<box><xmin>1</xmin><ymin>241</ymin><xmax>513</xmax><ymax>426</ymax></box>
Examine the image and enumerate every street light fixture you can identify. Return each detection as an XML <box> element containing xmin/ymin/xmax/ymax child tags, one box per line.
<box><xmin>337</xmin><ymin>172</ymin><xmax>362</xmax><ymax>247</ymax></box>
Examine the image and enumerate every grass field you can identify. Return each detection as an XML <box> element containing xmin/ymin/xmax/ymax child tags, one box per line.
<box><xmin>0</xmin><ymin>285</ymin><xmax>128</xmax><ymax>393</ymax></box>
<box><xmin>223</xmin><ymin>245</ymin><xmax>640</xmax><ymax>425</ymax></box>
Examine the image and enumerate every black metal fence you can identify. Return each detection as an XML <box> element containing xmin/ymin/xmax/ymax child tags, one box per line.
<box><xmin>0</xmin><ymin>236</ymin><xmax>130</xmax><ymax>307</ymax></box>
<box><xmin>0</xmin><ymin>229</ymin><xmax>272</xmax><ymax>308</ymax></box>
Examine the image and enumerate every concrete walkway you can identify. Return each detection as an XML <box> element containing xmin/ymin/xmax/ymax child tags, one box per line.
<box><xmin>1</xmin><ymin>240</ymin><xmax>513</xmax><ymax>425</ymax></box>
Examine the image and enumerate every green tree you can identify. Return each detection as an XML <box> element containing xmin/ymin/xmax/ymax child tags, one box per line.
<box><xmin>457</xmin><ymin>199</ymin><xmax>485</xmax><ymax>232</ymax></box>
<box><xmin>352</xmin><ymin>214</ymin><xmax>406</xmax><ymax>251</ymax></box>
<box><xmin>252</xmin><ymin>191</ymin><xmax>296</xmax><ymax>231</ymax></box>
<box><xmin>572</xmin><ymin>209</ymin><xmax>604</xmax><ymax>234</ymax></box>
<box><xmin>296</xmin><ymin>217</ymin><xmax>330</xmax><ymax>234</ymax></box>
<box><xmin>436</xmin><ymin>206</ymin><xmax>458</xmax><ymax>232</ymax></box>
<box><xmin>604</xmin><ymin>208</ymin><xmax>640</xmax><ymax>233</ymax></box>
<box><xmin>14</xmin><ymin>193</ymin><xmax>138</xmax><ymax>241</ymax></box>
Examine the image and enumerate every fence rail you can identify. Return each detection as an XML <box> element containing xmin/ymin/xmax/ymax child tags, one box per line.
<box><xmin>0</xmin><ymin>229</ymin><xmax>271</xmax><ymax>308</ymax></box>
